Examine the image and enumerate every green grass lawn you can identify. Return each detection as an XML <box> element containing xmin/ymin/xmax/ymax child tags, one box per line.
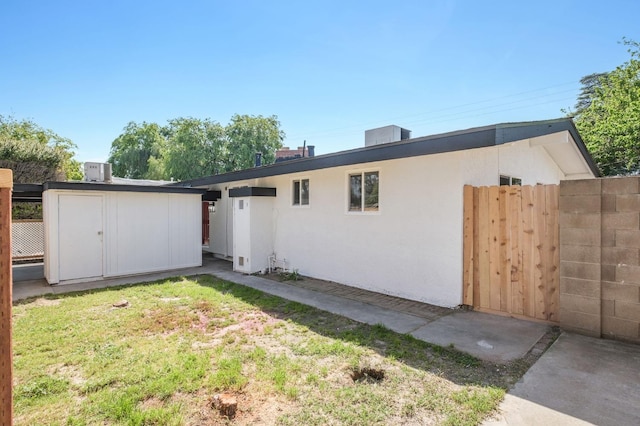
<box><xmin>13</xmin><ymin>275</ymin><xmax>509</xmax><ymax>425</ymax></box>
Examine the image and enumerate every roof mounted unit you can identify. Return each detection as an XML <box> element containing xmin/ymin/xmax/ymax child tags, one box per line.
<box><xmin>365</xmin><ymin>125</ymin><xmax>411</xmax><ymax>147</ymax></box>
<box><xmin>84</xmin><ymin>162</ymin><xmax>112</xmax><ymax>183</ymax></box>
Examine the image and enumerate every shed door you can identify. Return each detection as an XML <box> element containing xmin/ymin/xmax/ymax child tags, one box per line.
<box><xmin>59</xmin><ymin>194</ymin><xmax>103</xmax><ymax>281</ymax></box>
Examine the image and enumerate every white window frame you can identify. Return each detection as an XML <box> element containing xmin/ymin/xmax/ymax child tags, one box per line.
<box><xmin>499</xmin><ymin>175</ymin><xmax>522</xmax><ymax>186</ymax></box>
<box><xmin>346</xmin><ymin>169</ymin><xmax>380</xmax><ymax>214</ymax></box>
<box><xmin>291</xmin><ymin>177</ymin><xmax>310</xmax><ymax>207</ymax></box>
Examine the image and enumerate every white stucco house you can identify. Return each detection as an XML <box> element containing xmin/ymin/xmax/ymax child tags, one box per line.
<box><xmin>175</xmin><ymin>118</ymin><xmax>599</xmax><ymax>308</ymax></box>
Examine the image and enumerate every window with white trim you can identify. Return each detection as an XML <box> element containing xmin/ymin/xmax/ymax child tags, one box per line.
<box><xmin>292</xmin><ymin>178</ymin><xmax>309</xmax><ymax>206</ymax></box>
<box><xmin>500</xmin><ymin>175</ymin><xmax>522</xmax><ymax>186</ymax></box>
<box><xmin>349</xmin><ymin>171</ymin><xmax>379</xmax><ymax>212</ymax></box>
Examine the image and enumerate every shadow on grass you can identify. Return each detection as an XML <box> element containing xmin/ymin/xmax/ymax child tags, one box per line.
<box><xmin>188</xmin><ymin>274</ymin><xmax>539</xmax><ymax>390</ymax></box>
<box><xmin>15</xmin><ymin>273</ymin><xmax>541</xmax><ymax>391</ymax></box>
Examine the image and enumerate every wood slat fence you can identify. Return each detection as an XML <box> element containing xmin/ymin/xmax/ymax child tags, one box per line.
<box><xmin>463</xmin><ymin>184</ymin><xmax>559</xmax><ymax>322</ymax></box>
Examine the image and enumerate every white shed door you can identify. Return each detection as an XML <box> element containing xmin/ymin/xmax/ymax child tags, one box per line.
<box><xmin>59</xmin><ymin>194</ymin><xmax>103</xmax><ymax>281</ymax></box>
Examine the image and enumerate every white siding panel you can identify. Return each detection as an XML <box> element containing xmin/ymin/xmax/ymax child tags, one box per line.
<box><xmin>168</xmin><ymin>193</ymin><xmax>202</xmax><ymax>268</ymax></box>
<box><xmin>233</xmin><ymin>197</ymin><xmax>251</xmax><ymax>272</ymax></box>
<box><xmin>249</xmin><ymin>197</ymin><xmax>274</xmax><ymax>273</ymax></box>
<box><xmin>43</xmin><ymin>190</ymin><xmax>57</xmax><ymax>283</ymax></box>
<box><xmin>113</xmin><ymin>192</ymin><xmax>170</xmax><ymax>275</ymax></box>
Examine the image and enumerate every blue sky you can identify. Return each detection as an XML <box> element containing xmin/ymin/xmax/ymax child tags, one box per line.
<box><xmin>1</xmin><ymin>0</ymin><xmax>639</xmax><ymax>163</ymax></box>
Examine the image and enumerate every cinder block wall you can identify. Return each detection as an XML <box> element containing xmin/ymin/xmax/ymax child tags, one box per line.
<box><xmin>559</xmin><ymin>177</ymin><xmax>640</xmax><ymax>343</ymax></box>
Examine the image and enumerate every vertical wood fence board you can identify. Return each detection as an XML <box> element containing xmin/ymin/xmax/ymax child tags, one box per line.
<box><xmin>462</xmin><ymin>185</ymin><xmax>474</xmax><ymax>306</ymax></box>
<box><xmin>545</xmin><ymin>185</ymin><xmax>560</xmax><ymax>321</ymax></box>
<box><xmin>472</xmin><ymin>187</ymin><xmax>480</xmax><ymax>306</ymax></box>
<box><xmin>509</xmin><ymin>186</ymin><xmax>524</xmax><ymax>315</ymax></box>
<box><xmin>533</xmin><ymin>185</ymin><xmax>547</xmax><ymax>320</ymax></box>
<box><xmin>521</xmin><ymin>186</ymin><xmax>536</xmax><ymax>317</ymax></box>
<box><xmin>488</xmin><ymin>186</ymin><xmax>501</xmax><ymax>311</ymax></box>
<box><xmin>499</xmin><ymin>187</ymin><xmax>510</xmax><ymax>312</ymax></box>
<box><xmin>478</xmin><ymin>187</ymin><xmax>491</xmax><ymax>308</ymax></box>
<box><xmin>0</xmin><ymin>169</ymin><xmax>13</xmax><ymax>425</ymax></box>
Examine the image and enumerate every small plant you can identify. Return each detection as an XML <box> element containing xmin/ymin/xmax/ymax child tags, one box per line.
<box><xmin>279</xmin><ymin>269</ymin><xmax>302</xmax><ymax>281</ymax></box>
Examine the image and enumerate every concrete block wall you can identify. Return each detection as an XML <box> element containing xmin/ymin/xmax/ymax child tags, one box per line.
<box><xmin>559</xmin><ymin>177</ymin><xmax>640</xmax><ymax>343</ymax></box>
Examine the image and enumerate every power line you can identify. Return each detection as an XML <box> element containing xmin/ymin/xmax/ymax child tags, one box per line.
<box><xmin>286</xmin><ymin>81</ymin><xmax>579</xmax><ymax>142</ymax></box>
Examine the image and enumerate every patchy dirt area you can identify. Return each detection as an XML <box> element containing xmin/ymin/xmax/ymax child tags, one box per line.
<box><xmin>12</xmin><ymin>275</ymin><xmax>560</xmax><ymax>425</ymax></box>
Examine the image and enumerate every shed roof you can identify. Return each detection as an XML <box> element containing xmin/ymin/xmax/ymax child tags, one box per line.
<box><xmin>43</xmin><ymin>181</ymin><xmax>205</xmax><ymax>195</ymax></box>
<box><xmin>170</xmin><ymin>118</ymin><xmax>600</xmax><ymax>188</ymax></box>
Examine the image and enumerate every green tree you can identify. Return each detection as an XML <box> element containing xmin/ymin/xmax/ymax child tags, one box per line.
<box><xmin>573</xmin><ymin>39</ymin><xmax>640</xmax><ymax>176</ymax></box>
<box><xmin>0</xmin><ymin>115</ymin><xmax>82</xmax><ymax>182</ymax></box>
<box><xmin>163</xmin><ymin>117</ymin><xmax>227</xmax><ymax>180</ymax></box>
<box><xmin>225</xmin><ymin>114</ymin><xmax>285</xmax><ymax>171</ymax></box>
<box><xmin>108</xmin><ymin>121</ymin><xmax>166</xmax><ymax>179</ymax></box>
<box><xmin>573</xmin><ymin>72</ymin><xmax>610</xmax><ymax>113</ymax></box>
<box><xmin>107</xmin><ymin>114</ymin><xmax>286</xmax><ymax>181</ymax></box>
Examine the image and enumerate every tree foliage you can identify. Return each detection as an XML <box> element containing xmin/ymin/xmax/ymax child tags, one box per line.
<box><xmin>573</xmin><ymin>72</ymin><xmax>609</xmax><ymax>113</ymax></box>
<box><xmin>225</xmin><ymin>114</ymin><xmax>285</xmax><ymax>171</ymax></box>
<box><xmin>108</xmin><ymin>121</ymin><xmax>165</xmax><ymax>179</ymax></box>
<box><xmin>0</xmin><ymin>115</ymin><xmax>82</xmax><ymax>183</ymax></box>
<box><xmin>108</xmin><ymin>115</ymin><xmax>285</xmax><ymax>181</ymax></box>
<box><xmin>573</xmin><ymin>39</ymin><xmax>640</xmax><ymax>176</ymax></box>
<box><xmin>164</xmin><ymin>118</ymin><xmax>227</xmax><ymax>180</ymax></box>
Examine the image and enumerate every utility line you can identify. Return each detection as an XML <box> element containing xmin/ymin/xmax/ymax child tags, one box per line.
<box><xmin>286</xmin><ymin>81</ymin><xmax>579</xmax><ymax>141</ymax></box>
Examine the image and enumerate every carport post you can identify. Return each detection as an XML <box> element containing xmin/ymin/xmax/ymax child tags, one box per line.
<box><xmin>0</xmin><ymin>169</ymin><xmax>12</xmax><ymax>425</ymax></box>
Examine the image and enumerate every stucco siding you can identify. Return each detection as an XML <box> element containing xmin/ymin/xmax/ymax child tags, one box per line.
<box><xmin>206</xmin><ymin>142</ymin><xmax>568</xmax><ymax>307</ymax></box>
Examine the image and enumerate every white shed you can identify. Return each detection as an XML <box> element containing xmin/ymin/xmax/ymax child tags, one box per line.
<box><xmin>42</xmin><ymin>182</ymin><xmax>205</xmax><ymax>285</ymax></box>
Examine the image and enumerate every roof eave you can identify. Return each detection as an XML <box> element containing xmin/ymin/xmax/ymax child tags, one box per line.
<box><xmin>171</xmin><ymin>118</ymin><xmax>600</xmax><ymax>188</ymax></box>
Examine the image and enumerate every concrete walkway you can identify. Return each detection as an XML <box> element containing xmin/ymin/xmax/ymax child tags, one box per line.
<box><xmin>13</xmin><ymin>257</ymin><xmax>640</xmax><ymax>424</ymax></box>
<box><xmin>485</xmin><ymin>332</ymin><xmax>640</xmax><ymax>426</ymax></box>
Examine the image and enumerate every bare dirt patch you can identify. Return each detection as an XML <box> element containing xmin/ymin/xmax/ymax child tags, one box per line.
<box><xmin>32</xmin><ymin>297</ymin><xmax>62</xmax><ymax>307</ymax></box>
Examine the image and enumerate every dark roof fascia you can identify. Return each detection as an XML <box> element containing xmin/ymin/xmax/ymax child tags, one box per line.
<box><xmin>229</xmin><ymin>187</ymin><xmax>277</xmax><ymax>198</ymax></box>
<box><xmin>171</xmin><ymin>118</ymin><xmax>599</xmax><ymax>188</ymax></box>
<box><xmin>496</xmin><ymin>118</ymin><xmax>600</xmax><ymax>177</ymax></box>
<box><xmin>203</xmin><ymin>190</ymin><xmax>222</xmax><ymax>201</ymax></box>
<box><xmin>13</xmin><ymin>184</ymin><xmax>44</xmax><ymax>202</ymax></box>
<box><xmin>173</xmin><ymin>127</ymin><xmax>497</xmax><ymax>187</ymax></box>
<box><xmin>43</xmin><ymin>181</ymin><xmax>206</xmax><ymax>195</ymax></box>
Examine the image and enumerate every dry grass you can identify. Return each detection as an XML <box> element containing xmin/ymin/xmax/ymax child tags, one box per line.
<box><xmin>12</xmin><ymin>275</ymin><xmax>521</xmax><ymax>425</ymax></box>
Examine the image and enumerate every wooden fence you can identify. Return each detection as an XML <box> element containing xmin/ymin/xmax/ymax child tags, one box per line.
<box><xmin>1</xmin><ymin>169</ymin><xmax>13</xmax><ymax>425</ymax></box>
<box><xmin>463</xmin><ymin>184</ymin><xmax>559</xmax><ymax>322</ymax></box>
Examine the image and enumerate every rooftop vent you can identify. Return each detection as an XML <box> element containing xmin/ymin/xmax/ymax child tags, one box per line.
<box><xmin>365</xmin><ymin>125</ymin><xmax>411</xmax><ymax>147</ymax></box>
<box><xmin>84</xmin><ymin>162</ymin><xmax>112</xmax><ymax>183</ymax></box>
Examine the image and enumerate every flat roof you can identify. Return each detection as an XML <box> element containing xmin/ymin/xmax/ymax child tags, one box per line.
<box><xmin>43</xmin><ymin>181</ymin><xmax>206</xmax><ymax>195</ymax></box>
<box><xmin>171</xmin><ymin>118</ymin><xmax>600</xmax><ymax>188</ymax></box>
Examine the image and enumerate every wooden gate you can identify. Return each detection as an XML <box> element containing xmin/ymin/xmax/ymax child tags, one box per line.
<box><xmin>463</xmin><ymin>184</ymin><xmax>559</xmax><ymax>322</ymax></box>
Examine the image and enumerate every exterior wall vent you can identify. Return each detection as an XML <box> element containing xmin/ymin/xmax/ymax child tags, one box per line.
<box><xmin>365</xmin><ymin>125</ymin><xmax>412</xmax><ymax>147</ymax></box>
<box><xmin>84</xmin><ymin>162</ymin><xmax>112</xmax><ymax>183</ymax></box>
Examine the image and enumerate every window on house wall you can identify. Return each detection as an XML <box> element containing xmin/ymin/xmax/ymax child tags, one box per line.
<box><xmin>500</xmin><ymin>175</ymin><xmax>522</xmax><ymax>186</ymax></box>
<box><xmin>292</xmin><ymin>179</ymin><xmax>309</xmax><ymax>206</ymax></box>
<box><xmin>349</xmin><ymin>171</ymin><xmax>379</xmax><ymax>212</ymax></box>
